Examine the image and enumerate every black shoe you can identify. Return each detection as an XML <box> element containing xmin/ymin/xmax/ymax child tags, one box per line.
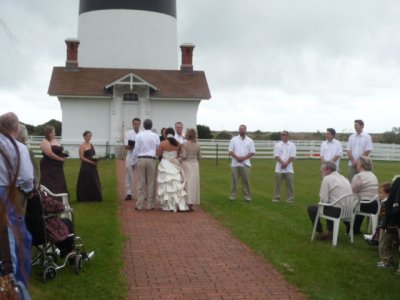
<box><xmin>366</xmin><ymin>239</ymin><xmax>379</xmax><ymax>246</ymax></box>
<box><xmin>125</xmin><ymin>195</ymin><xmax>132</xmax><ymax>201</ymax></box>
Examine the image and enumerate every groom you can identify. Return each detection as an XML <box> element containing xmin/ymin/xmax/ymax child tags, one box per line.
<box><xmin>132</xmin><ymin>119</ymin><xmax>160</xmax><ymax>210</ymax></box>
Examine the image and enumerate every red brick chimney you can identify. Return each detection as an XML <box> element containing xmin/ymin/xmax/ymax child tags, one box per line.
<box><xmin>180</xmin><ymin>43</ymin><xmax>195</xmax><ymax>74</ymax></box>
<box><xmin>65</xmin><ymin>38</ymin><xmax>80</xmax><ymax>71</ymax></box>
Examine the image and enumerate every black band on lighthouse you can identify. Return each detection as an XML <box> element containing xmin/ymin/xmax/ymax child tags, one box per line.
<box><xmin>79</xmin><ymin>0</ymin><xmax>177</xmax><ymax>18</ymax></box>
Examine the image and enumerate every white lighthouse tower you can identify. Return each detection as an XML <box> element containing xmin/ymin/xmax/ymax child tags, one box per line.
<box><xmin>48</xmin><ymin>0</ymin><xmax>211</xmax><ymax>158</ymax></box>
<box><xmin>77</xmin><ymin>0</ymin><xmax>178</xmax><ymax>69</ymax></box>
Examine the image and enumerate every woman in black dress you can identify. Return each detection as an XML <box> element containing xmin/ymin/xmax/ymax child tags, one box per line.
<box><xmin>76</xmin><ymin>130</ymin><xmax>102</xmax><ymax>202</ymax></box>
<box><xmin>40</xmin><ymin>125</ymin><xmax>68</xmax><ymax>194</ymax></box>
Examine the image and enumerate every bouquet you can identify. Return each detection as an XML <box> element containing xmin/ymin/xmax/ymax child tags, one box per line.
<box><xmin>58</xmin><ymin>149</ymin><xmax>69</xmax><ymax>158</ymax></box>
<box><xmin>91</xmin><ymin>155</ymin><xmax>104</xmax><ymax>162</ymax></box>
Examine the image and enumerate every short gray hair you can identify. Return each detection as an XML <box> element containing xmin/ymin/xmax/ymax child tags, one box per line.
<box><xmin>0</xmin><ymin>112</ymin><xmax>19</xmax><ymax>133</ymax></box>
<box><xmin>323</xmin><ymin>161</ymin><xmax>337</xmax><ymax>172</ymax></box>
<box><xmin>17</xmin><ymin>124</ymin><xmax>28</xmax><ymax>144</ymax></box>
<box><xmin>358</xmin><ymin>156</ymin><xmax>373</xmax><ymax>171</ymax></box>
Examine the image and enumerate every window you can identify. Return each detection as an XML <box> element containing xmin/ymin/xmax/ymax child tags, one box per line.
<box><xmin>123</xmin><ymin>93</ymin><xmax>139</xmax><ymax>102</ymax></box>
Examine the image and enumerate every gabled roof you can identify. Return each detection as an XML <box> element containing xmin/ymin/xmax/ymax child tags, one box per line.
<box><xmin>48</xmin><ymin>67</ymin><xmax>211</xmax><ymax>100</ymax></box>
<box><xmin>104</xmin><ymin>72</ymin><xmax>158</xmax><ymax>91</ymax></box>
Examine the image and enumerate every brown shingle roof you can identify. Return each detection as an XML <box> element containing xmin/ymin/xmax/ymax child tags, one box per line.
<box><xmin>48</xmin><ymin>67</ymin><xmax>211</xmax><ymax>99</ymax></box>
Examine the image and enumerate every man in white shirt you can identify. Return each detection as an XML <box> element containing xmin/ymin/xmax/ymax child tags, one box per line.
<box><xmin>0</xmin><ymin>112</ymin><xmax>34</xmax><ymax>195</ymax></box>
<box><xmin>174</xmin><ymin>121</ymin><xmax>185</xmax><ymax>144</ymax></box>
<box><xmin>228</xmin><ymin>124</ymin><xmax>255</xmax><ymax>202</ymax></box>
<box><xmin>0</xmin><ymin>112</ymin><xmax>34</xmax><ymax>286</ymax></box>
<box><xmin>347</xmin><ymin>119</ymin><xmax>373</xmax><ymax>180</ymax></box>
<box><xmin>132</xmin><ymin>119</ymin><xmax>160</xmax><ymax>210</ymax></box>
<box><xmin>273</xmin><ymin>131</ymin><xmax>296</xmax><ymax>203</ymax></box>
<box><xmin>320</xmin><ymin>128</ymin><xmax>343</xmax><ymax>172</ymax></box>
<box><xmin>124</xmin><ymin>118</ymin><xmax>141</xmax><ymax>200</ymax></box>
<box><xmin>307</xmin><ymin>161</ymin><xmax>352</xmax><ymax>240</ymax></box>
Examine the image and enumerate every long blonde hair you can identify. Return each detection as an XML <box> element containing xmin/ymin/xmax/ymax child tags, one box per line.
<box><xmin>185</xmin><ymin>128</ymin><xmax>198</xmax><ymax>143</ymax></box>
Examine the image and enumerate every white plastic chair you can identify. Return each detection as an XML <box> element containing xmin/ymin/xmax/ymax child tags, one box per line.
<box><xmin>311</xmin><ymin>194</ymin><xmax>360</xmax><ymax>246</ymax></box>
<box><xmin>40</xmin><ymin>185</ymin><xmax>71</xmax><ymax>220</ymax></box>
<box><xmin>355</xmin><ymin>195</ymin><xmax>380</xmax><ymax>234</ymax></box>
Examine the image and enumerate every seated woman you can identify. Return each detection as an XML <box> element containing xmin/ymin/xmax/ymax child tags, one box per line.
<box><xmin>40</xmin><ymin>125</ymin><xmax>68</xmax><ymax>195</ymax></box>
<box><xmin>156</xmin><ymin>127</ymin><xmax>188</xmax><ymax>212</ymax></box>
<box><xmin>76</xmin><ymin>130</ymin><xmax>102</xmax><ymax>202</ymax></box>
<box><xmin>350</xmin><ymin>156</ymin><xmax>379</xmax><ymax>234</ymax></box>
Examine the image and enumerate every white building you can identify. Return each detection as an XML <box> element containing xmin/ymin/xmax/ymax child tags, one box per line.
<box><xmin>48</xmin><ymin>0</ymin><xmax>211</xmax><ymax>156</ymax></box>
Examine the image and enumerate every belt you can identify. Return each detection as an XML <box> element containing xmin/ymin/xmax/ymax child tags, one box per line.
<box><xmin>138</xmin><ymin>156</ymin><xmax>157</xmax><ymax>159</ymax></box>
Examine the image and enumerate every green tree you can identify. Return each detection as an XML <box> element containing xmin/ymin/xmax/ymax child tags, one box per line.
<box><xmin>196</xmin><ymin>124</ymin><xmax>213</xmax><ymax>139</ymax></box>
<box><xmin>33</xmin><ymin>119</ymin><xmax>62</xmax><ymax>136</ymax></box>
<box><xmin>21</xmin><ymin>122</ymin><xmax>35</xmax><ymax>135</ymax></box>
<box><xmin>252</xmin><ymin>130</ymin><xmax>265</xmax><ymax>140</ymax></box>
<box><xmin>215</xmin><ymin>131</ymin><xmax>232</xmax><ymax>140</ymax></box>
<box><xmin>312</xmin><ymin>130</ymin><xmax>325</xmax><ymax>140</ymax></box>
<box><xmin>382</xmin><ymin>127</ymin><xmax>400</xmax><ymax>144</ymax></box>
<box><xmin>269</xmin><ymin>132</ymin><xmax>281</xmax><ymax>140</ymax></box>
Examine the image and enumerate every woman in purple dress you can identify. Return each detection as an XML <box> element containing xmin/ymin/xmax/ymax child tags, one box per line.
<box><xmin>76</xmin><ymin>130</ymin><xmax>102</xmax><ymax>202</ymax></box>
<box><xmin>40</xmin><ymin>125</ymin><xmax>68</xmax><ymax>194</ymax></box>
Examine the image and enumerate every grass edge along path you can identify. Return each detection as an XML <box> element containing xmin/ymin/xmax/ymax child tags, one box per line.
<box><xmin>30</xmin><ymin>158</ymin><xmax>400</xmax><ymax>299</ymax></box>
<box><xmin>200</xmin><ymin>159</ymin><xmax>400</xmax><ymax>300</ymax></box>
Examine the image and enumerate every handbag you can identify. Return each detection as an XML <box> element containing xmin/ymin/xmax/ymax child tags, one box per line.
<box><xmin>40</xmin><ymin>192</ymin><xmax>65</xmax><ymax>214</ymax></box>
<box><xmin>45</xmin><ymin>217</ymin><xmax>69</xmax><ymax>243</ymax></box>
<box><xmin>0</xmin><ymin>274</ymin><xmax>20</xmax><ymax>300</ymax></box>
<box><xmin>0</xmin><ymin>226</ymin><xmax>21</xmax><ymax>300</ymax></box>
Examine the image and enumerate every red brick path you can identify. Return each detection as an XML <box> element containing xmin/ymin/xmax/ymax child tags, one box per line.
<box><xmin>118</xmin><ymin>160</ymin><xmax>306</xmax><ymax>299</ymax></box>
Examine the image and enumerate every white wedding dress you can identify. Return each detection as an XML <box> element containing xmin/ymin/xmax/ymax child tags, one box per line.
<box><xmin>157</xmin><ymin>151</ymin><xmax>188</xmax><ymax>212</ymax></box>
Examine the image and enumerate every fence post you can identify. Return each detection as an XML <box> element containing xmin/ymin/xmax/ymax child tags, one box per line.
<box><xmin>216</xmin><ymin>143</ymin><xmax>219</xmax><ymax>165</ymax></box>
<box><xmin>106</xmin><ymin>141</ymin><xmax>110</xmax><ymax>159</ymax></box>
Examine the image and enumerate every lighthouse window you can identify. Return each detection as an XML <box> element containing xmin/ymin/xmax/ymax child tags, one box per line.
<box><xmin>123</xmin><ymin>93</ymin><xmax>139</xmax><ymax>102</ymax></box>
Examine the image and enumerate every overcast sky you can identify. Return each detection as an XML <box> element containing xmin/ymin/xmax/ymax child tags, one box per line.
<box><xmin>1</xmin><ymin>0</ymin><xmax>400</xmax><ymax>133</ymax></box>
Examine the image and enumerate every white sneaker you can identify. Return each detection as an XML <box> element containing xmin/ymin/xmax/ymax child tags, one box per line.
<box><xmin>364</xmin><ymin>234</ymin><xmax>373</xmax><ymax>240</ymax></box>
<box><xmin>272</xmin><ymin>199</ymin><xmax>280</xmax><ymax>203</ymax></box>
<box><xmin>377</xmin><ymin>261</ymin><xmax>392</xmax><ymax>268</ymax></box>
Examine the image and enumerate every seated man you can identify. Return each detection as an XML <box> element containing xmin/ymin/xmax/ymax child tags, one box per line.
<box><xmin>307</xmin><ymin>161</ymin><xmax>352</xmax><ymax>240</ymax></box>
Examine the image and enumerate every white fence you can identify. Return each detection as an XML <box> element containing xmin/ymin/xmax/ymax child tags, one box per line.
<box><xmin>27</xmin><ymin>136</ymin><xmax>119</xmax><ymax>159</ymax></box>
<box><xmin>197</xmin><ymin>139</ymin><xmax>400</xmax><ymax>161</ymax></box>
<box><xmin>28</xmin><ymin>136</ymin><xmax>400</xmax><ymax>161</ymax></box>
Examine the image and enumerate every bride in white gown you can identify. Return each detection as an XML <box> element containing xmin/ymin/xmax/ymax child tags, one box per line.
<box><xmin>156</xmin><ymin>128</ymin><xmax>189</xmax><ymax>212</ymax></box>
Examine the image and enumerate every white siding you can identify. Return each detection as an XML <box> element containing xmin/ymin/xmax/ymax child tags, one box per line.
<box><xmin>78</xmin><ymin>10</ymin><xmax>178</xmax><ymax>69</ymax></box>
<box><xmin>60</xmin><ymin>97</ymin><xmax>111</xmax><ymax>144</ymax></box>
<box><xmin>150</xmin><ymin>99</ymin><xmax>200</xmax><ymax>133</ymax></box>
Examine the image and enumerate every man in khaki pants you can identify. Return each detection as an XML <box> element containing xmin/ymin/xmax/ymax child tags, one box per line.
<box><xmin>132</xmin><ymin>119</ymin><xmax>160</xmax><ymax>210</ymax></box>
<box><xmin>228</xmin><ymin>124</ymin><xmax>255</xmax><ymax>202</ymax></box>
<box><xmin>273</xmin><ymin>130</ymin><xmax>296</xmax><ymax>203</ymax></box>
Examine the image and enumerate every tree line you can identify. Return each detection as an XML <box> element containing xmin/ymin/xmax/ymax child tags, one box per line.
<box><xmin>23</xmin><ymin>119</ymin><xmax>62</xmax><ymax>136</ymax></box>
<box><xmin>23</xmin><ymin>122</ymin><xmax>400</xmax><ymax>144</ymax></box>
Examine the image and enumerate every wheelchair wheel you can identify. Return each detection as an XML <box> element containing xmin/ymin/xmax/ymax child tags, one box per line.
<box><xmin>43</xmin><ymin>253</ymin><xmax>56</xmax><ymax>267</ymax></box>
<box><xmin>43</xmin><ymin>266</ymin><xmax>57</xmax><ymax>282</ymax></box>
<box><xmin>75</xmin><ymin>254</ymin><xmax>83</xmax><ymax>274</ymax></box>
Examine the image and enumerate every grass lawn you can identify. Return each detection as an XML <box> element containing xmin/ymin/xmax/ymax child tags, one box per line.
<box><xmin>29</xmin><ymin>158</ymin><xmax>400</xmax><ymax>299</ymax></box>
<box><xmin>29</xmin><ymin>159</ymin><xmax>126</xmax><ymax>300</ymax></box>
<box><xmin>200</xmin><ymin>158</ymin><xmax>400</xmax><ymax>300</ymax></box>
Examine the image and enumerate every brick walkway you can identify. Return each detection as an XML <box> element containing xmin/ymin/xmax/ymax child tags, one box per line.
<box><xmin>118</xmin><ymin>160</ymin><xmax>306</xmax><ymax>299</ymax></box>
